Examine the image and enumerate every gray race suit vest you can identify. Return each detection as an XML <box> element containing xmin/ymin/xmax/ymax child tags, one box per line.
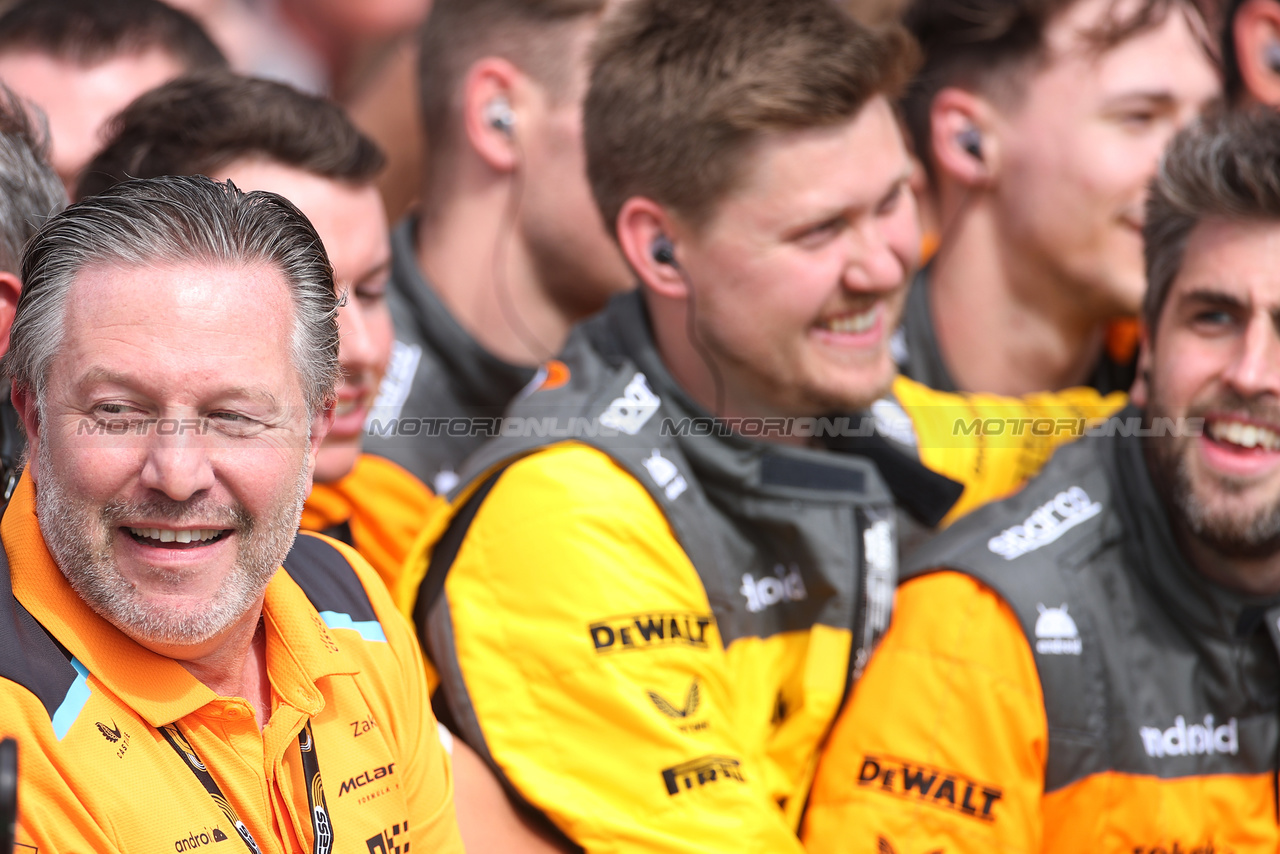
<box><xmin>422</xmin><ymin>290</ymin><xmax>906</xmax><ymax>713</ymax></box>
<box><xmin>903</xmin><ymin>413</ymin><xmax>1280</xmax><ymax>793</ymax></box>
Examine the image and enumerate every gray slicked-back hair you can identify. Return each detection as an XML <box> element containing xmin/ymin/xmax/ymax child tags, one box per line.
<box><xmin>4</xmin><ymin>174</ymin><xmax>340</xmax><ymax>414</ymax></box>
<box><xmin>1144</xmin><ymin>107</ymin><xmax>1280</xmax><ymax>337</ymax></box>
<box><xmin>0</xmin><ymin>86</ymin><xmax>65</xmax><ymax>276</ymax></box>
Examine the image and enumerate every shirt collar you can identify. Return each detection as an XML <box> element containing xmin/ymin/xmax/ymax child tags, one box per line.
<box><xmin>6</xmin><ymin>473</ymin><xmax>358</xmax><ymax>727</ymax></box>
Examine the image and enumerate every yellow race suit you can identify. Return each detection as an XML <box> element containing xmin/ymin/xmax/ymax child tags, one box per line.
<box><xmin>394</xmin><ymin>292</ymin><xmax>1124</xmax><ymax>853</ymax></box>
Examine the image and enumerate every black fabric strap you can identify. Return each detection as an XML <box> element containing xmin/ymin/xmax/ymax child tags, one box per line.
<box><xmin>821</xmin><ymin>430</ymin><xmax>964</xmax><ymax>527</ymax></box>
<box><xmin>414</xmin><ymin>464</ymin><xmax>511</xmax><ymax>633</ymax></box>
<box><xmin>161</xmin><ymin>721</ymin><xmax>331</xmax><ymax>854</ymax></box>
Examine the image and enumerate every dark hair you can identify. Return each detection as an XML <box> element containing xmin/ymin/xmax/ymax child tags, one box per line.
<box><xmin>1221</xmin><ymin>0</ymin><xmax>1250</xmax><ymax>104</ymax></box>
<box><xmin>0</xmin><ymin>0</ymin><xmax>227</xmax><ymax>71</ymax></box>
<box><xmin>7</xmin><ymin>175</ymin><xmax>339</xmax><ymax>413</ymax></box>
<box><xmin>417</xmin><ymin>0</ymin><xmax>605</xmax><ymax>190</ymax></box>
<box><xmin>0</xmin><ymin>85</ymin><xmax>65</xmax><ymax>275</ymax></box>
<box><xmin>584</xmin><ymin>0</ymin><xmax>918</xmax><ymax>234</ymax></box>
<box><xmin>77</xmin><ymin>72</ymin><xmax>385</xmax><ymax>201</ymax></box>
<box><xmin>902</xmin><ymin>0</ymin><xmax>1209</xmax><ymax>177</ymax></box>
<box><xmin>1143</xmin><ymin>106</ymin><xmax>1280</xmax><ymax>333</ymax></box>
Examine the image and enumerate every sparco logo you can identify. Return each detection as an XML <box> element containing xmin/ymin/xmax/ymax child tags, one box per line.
<box><xmin>339</xmin><ymin>762</ymin><xmax>396</xmax><ymax>796</ymax></box>
<box><xmin>1034</xmin><ymin>604</ymin><xmax>1082</xmax><ymax>655</ymax></box>
<box><xmin>987</xmin><ymin>486</ymin><xmax>1103</xmax><ymax>561</ymax></box>
<box><xmin>740</xmin><ymin>564</ymin><xmax>807</xmax><ymax>613</ymax></box>
<box><xmin>1140</xmin><ymin>715</ymin><xmax>1238</xmax><ymax>759</ymax></box>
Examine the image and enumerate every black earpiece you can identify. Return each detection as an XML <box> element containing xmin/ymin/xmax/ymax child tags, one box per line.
<box><xmin>958</xmin><ymin>126</ymin><xmax>983</xmax><ymax>162</ymax></box>
<box><xmin>651</xmin><ymin>234</ymin><xmax>676</xmax><ymax>266</ymax></box>
<box><xmin>485</xmin><ymin>96</ymin><xmax>515</xmax><ymax>136</ymax></box>
<box><xmin>1266</xmin><ymin>41</ymin><xmax>1280</xmax><ymax>73</ymax></box>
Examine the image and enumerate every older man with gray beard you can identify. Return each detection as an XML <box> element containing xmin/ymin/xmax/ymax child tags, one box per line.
<box><xmin>0</xmin><ymin>175</ymin><xmax>462</xmax><ymax>854</ymax></box>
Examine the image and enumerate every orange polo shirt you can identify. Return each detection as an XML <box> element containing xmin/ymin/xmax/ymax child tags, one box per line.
<box><xmin>301</xmin><ymin>453</ymin><xmax>442</xmax><ymax>591</ymax></box>
<box><xmin>0</xmin><ymin>474</ymin><xmax>463</xmax><ymax>854</ymax></box>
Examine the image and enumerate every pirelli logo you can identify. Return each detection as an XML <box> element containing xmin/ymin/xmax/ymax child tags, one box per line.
<box><xmin>662</xmin><ymin>755</ymin><xmax>744</xmax><ymax>796</ymax></box>
<box><xmin>589</xmin><ymin>612</ymin><xmax>714</xmax><ymax>654</ymax></box>
<box><xmin>858</xmin><ymin>754</ymin><xmax>1003</xmax><ymax>822</ymax></box>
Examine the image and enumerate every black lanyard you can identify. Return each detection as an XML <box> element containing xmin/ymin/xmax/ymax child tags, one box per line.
<box><xmin>160</xmin><ymin>720</ymin><xmax>333</xmax><ymax>854</ymax></box>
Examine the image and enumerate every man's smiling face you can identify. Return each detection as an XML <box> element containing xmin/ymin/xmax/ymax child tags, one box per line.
<box><xmin>22</xmin><ymin>259</ymin><xmax>325</xmax><ymax>650</ymax></box>
<box><xmin>1139</xmin><ymin>218</ymin><xmax>1280</xmax><ymax>557</ymax></box>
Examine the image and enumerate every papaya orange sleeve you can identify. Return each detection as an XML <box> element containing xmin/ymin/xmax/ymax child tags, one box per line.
<box><xmin>803</xmin><ymin>571</ymin><xmax>1048</xmax><ymax>854</ymax></box>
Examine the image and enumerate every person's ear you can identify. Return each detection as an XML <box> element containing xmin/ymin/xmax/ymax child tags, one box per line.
<box><xmin>1130</xmin><ymin>321</ymin><xmax>1152</xmax><ymax>407</ymax></box>
<box><xmin>1234</xmin><ymin>0</ymin><xmax>1280</xmax><ymax>106</ymax></box>
<box><xmin>12</xmin><ymin>381</ymin><xmax>38</xmax><ymax>482</ymax></box>
<box><xmin>929</xmin><ymin>88</ymin><xmax>999</xmax><ymax>188</ymax></box>
<box><xmin>303</xmin><ymin>397</ymin><xmax>336</xmax><ymax>493</ymax></box>
<box><xmin>616</xmin><ymin>197</ymin><xmax>688</xmax><ymax>300</ymax></box>
<box><xmin>462</xmin><ymin>58</ymin><xmax>523</xmax><ymax>172</ymax></box>
<box><xmin>0</xmin><ymin>271</ymin><xmax>21</xmax><ymax>359</ymax></box>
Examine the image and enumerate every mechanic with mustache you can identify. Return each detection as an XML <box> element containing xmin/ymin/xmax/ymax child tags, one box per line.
<box><xmin>0</xmin><ymin>175</ymin><xmax>462</xmax><ymax>852</ymax></box>
<box><xmin>894</xmin><ymin>0</ymin><xmax>1217</xmax><ymax>396</ymax></box>
<box><xmin>805</xmin><ymin>107</ymin><xmax>1280</xmax><ymax>852</ymax></box>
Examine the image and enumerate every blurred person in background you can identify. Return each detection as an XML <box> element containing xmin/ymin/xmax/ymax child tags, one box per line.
<box><xmin>0</xmin><ymin>84</ymin><xmax>65</xmax><ymax>497</ymax></box>
<box><xmin>161</xmin><ymin>0</ymin><xmax>433</xmax><ymax>220</ymax></box>
<box><xmin>1223</xmin><ymin>0</ymin><xmax>1280</xmax><ymax>106</ymax></box>
<box><xmin>0</xmin><ymin>0</ymin><xmax>226</xmax><ymax>193</ymax></box>
<box><xmin>165</xmin><ymin>0</ymin><xmax>431</xmax><ymax>98</ymax></box>
<box><xmin>362</xmin><ymin>0</ymin><xmax>634</xmax><ymax>494</ymax></box>
<box><xmin>894</xmin><ymin>0</ymin><xmax>1217</xmax><ymax>397</ymax></box>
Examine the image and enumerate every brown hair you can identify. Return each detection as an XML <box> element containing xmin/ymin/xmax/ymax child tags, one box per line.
<box><xmin>1143</xmin><ymin>106</ymin><xmax>1280</xmax><ymax>334</ymax></box>
<box><xmin>0</xmin><ymin>0</ymin><xmax>226</xmax><ymax>71</ymax></box>
<box><xmin>902</xmin><ymin>0</ymin><xmax>1211</xmax><ymax>177</ymax></box>
<box><xmin>417</xmin><ymin>0</ymin><xmax>605</xmax><ymax>182</ymax></box>
<box><xmin>76</xmin><ymin>73</ymin><xmax>384</xmax><ymax>202</ymax></box>
<box><xmin>584</xmin><ymin>0</ymin><xmax>918</xmax><ymax>234</ymax></box>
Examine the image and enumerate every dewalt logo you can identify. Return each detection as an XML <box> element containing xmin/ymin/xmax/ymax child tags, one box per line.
<box><xmin>858</xmin><ymin>754</ymin><xmax>1002</xmax><ymax>822</ymax></box>
<box><xmin>589</xmin><ymin>612</ymin><xmax>714</xmax><ymax>654</ymax></box>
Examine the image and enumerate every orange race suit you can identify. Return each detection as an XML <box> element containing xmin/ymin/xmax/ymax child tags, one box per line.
<box><xmin>301</xmin><ymin>451</ymin><xmax>442</xmax><ymax>592</ymax></box>
<box><xmin>805</xmin><ymin>410</ymin><xmax>1280</xmax><ymax>853</ymax></box>
<box><xmin>0</xmin><ymin>474</ymin><xmax>463</xmax><ymax>854</ymax></box>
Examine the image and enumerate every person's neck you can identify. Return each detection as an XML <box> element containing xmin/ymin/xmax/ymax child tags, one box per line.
<box><xmin>1181</xmin><ymin>536</ymin><xmax>1280</xmax><ymax>599</ymax></box>
<box><xmin>927</xmin><ymin>198</ymin><xmax>1104</xmax><ymax>396</ymax></box>
<box><xmin>648</xmin><ymin>293</ymin><xmax>809</xmax><ymax>448</ymax></box>
<box><xmin>417</xmin><ymin>187</ymin><xmax>572</xmax><ymax>367</ymax></box>
<box><xmin>165</xmin><ymin>606</ymin><xmax>272</xmax><ymax>729</ymax></box>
